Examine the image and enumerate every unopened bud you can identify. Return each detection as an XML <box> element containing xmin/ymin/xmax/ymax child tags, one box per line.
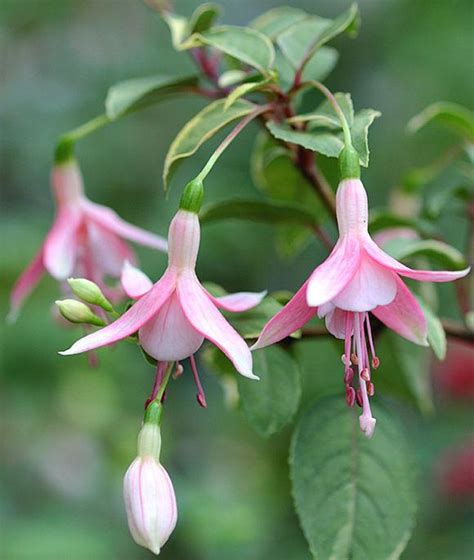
<box><xmin>67</xmin><ymin>278</ymin><xmax>113</xmax><ymax>312</ymax></box>
<box><xmin>55</xmin><ymin>299</ymin><xmax>105</xmax><ymax>327</ymax></box>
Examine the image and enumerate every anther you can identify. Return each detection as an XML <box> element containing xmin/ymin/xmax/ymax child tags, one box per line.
<box><xmin>372</xmin><ymin>356</ymin><xmax>380</xmax><ymax>369</ymax></box>
<box><xmin>345</xmin><ymin>385</ymin><xmax>356</xmax><ymax>407</ymax></box>
<box><xmin>360</xmin><ymin>368</ymin><xmax>371</xmax><ymax>382</ymax></box>
<box><xmin>341</xmin><ymin>354</ymin><xmax>351</xmax><ymax>366</ymax></box>
<box><xmin>173</xmin><ymin>362</ymin><xmax>184</xmax><ymax>379</ymax></box>
<box><xmin>355</xmin><ymin>389</ymin><xmax>363</xmax><ymax>407</ymax></box>
<box><xmin>351</xmin><ymin>353</ymin><xmax>359</xmax><ymax>365</ymax></box>
<box><xmin>367</xmin><ymin>382</ymin><xmax>375</xmax><ymax>397</ymax></box>
<box><xmin>344</xmin><ymin>367</ymin><xmax>354</xmax><ymax>385</ymax></box>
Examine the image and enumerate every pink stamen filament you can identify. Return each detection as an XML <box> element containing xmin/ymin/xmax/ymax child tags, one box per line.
<box><xmin>190</xmin><ymin>355</ymin><xmax>207</xmax><ymax>408</ymax></box>
<box><xmin>354</xmin><ymin>312</ymin><xmax>376</xmax><ymax>434</ymax></box>
<box><xmin>364</xmin><ymin>313</ymin><xmax>379</xmax><ymax>369</ymax></box>
<box><xmin>149</xmin><ymin>361</ymin><xmax>168</xmax><ymax>403</ymax></box>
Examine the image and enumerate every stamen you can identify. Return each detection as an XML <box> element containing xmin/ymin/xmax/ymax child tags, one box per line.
<box><xmin>360</xmin><ymin>368</ymin><xmax>371</xmax><ymax>382</ymax></box>
<box><xmin>365</xmin><ymin>313</ymin><xmax>380</xmax><ymax>369</ymax></box>
<box><xmin>173</xmin><ymin>362</ymin><xmax>184</xmax><ymax>379</ymax></box>
<box><xmin>345</xmin><ymin>385</ymin><xmax>356</xmax><ymax>407</ymax></box>
<box><xmin>355</xmin><ymin>388</ymin><xmax>363</xmax><ymax>407</ymax></box>
<box><xmin>367</xmin><ymin>382</ymin><xmax>375</xmax><ymax>397</ymax></box>
<box><xmin>190</xmin><ymin>355</ymin><xmax>207</xmax><ymax>408</ymax></box>
<box><xmin>344</xmin><ymin>367</ymin><xmax>354</xmax><ymax>385</ymax></box>
<box><xmin>149</xmin><ymin>361</ymin><xmax>168</xmax><ymax>403</ymax></box>
<box><xmin>351</xmin><ymin>352</ymin><xmax>359</xmax><ymax>365</ymax></box>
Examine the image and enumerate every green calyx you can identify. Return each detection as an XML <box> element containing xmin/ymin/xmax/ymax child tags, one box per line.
<box><xmin>339</xmin><ymin>144</ymin><xmax>361</xmax><ymax>179</ymax></box>
<box><xmin>54</xmin><ymin>136</ymin><xmax>75</xmax><ymax>164</ymax></box>
<box><xmin>179</xmin><ymin>178</ymin><xmax>204</xmax><ymax>213</ymax></box>
<box><xmin>144</xmin><ymin>400</ymin><xmax>163</xmax><ymax>426</ymax></box>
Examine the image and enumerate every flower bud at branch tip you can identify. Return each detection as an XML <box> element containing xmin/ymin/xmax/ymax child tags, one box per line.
<box><xmin>55</xmin><ymin>299</ymin><xmax>105</xmax><ymax>327</ymax></box>
<box><xmin>54</xmin><ymin>136</ymin><xmax>75</xmax><ymax>165</ymax></box>
<box><xmin>179</xmin><ymin>178</ymin><xmax>204</xmax><ymax>214</ymax></box>
<box><xmin>67</xmin><ymin>278</ymin><xmax>113</xmax><ymax>312</ymax></box>
<box><xmin>138</xmin><ymin>421</ymin><xmax>162</xmax><ymax>460</ymax></box>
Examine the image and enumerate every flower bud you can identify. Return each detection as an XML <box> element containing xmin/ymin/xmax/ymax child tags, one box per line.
<box><xmin>123</xmin><ymin>420</ymin><xmax>177</xmax><ymax>555</ymax></box>
<box><xmin>67</xmin><ymin>278</ymin><xmax>113</xmax><ymax>312</ymax></box>
<box><xmin>55</xmin><ymin>299</ymin><xmax>105</xmax><ymax>326</ymax></box>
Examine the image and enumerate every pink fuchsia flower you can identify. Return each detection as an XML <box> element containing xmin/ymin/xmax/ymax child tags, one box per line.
<box><xmin>253</xmin><ymin>178</ymin><xmax>470</xmax><ymax>437</ymax></box>
<box><xmin>60</xmin><ymin>180</ymin><xmax>265</xmax><ymax>384</ymax></box>
<box><xmin>9</xmin><ymin>158</ymin><xmax>167</xmax><ymax>320</ymax></box>
<box><xmin>124</xmin><ymin>409</ymin><xmax>177</xmax><ymax>555</ymax></box>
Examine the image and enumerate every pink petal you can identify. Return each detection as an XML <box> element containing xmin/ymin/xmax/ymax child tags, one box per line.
<box><xmin>87</xmin><ymin>221</ymin><xmax>136</xmax><ymax>277</ymax></box>
<box><xmin>364</xmin><ymin>237</ymin><xmax>470</xmax><ymax>282</ymax></box>
<box><xmin>371</xmin><ymin>276</ymin><xmax>428</xmax><ymax>345</ymax></box>
<box><xmin>9</xmin><ymin>246</ymin><xmax>45</xmax><ymax>321</ymax></box>
<box><xmin>252</xmin><ymin>279</ymin><xmax>317</xmax><ymax>350</ymax></box>
<box><xmin>60</xmin><ymin>269</ymin><xmax>176</xmax><ymax>355</ymax></box>
<box><xmin>177</xmin><ymin>272</ymin><xmax>257</xmax><ymax>379</ymax></box>
<box><xmin>43</xmin><ymin>208</ymin><xmax>82</xmax><ymax>279</ymax></box>
<box><xmin>139</xmin><ymin>293</ymin><xmax>204</xmax><ymax>361</ymax></box>
<box><xmin>331</xmin><ymin>254</ymin><xmax>398</xmax><ymax>312</ymax></box>
<box><xmin>121</xmin><ymin>261</ymin><xmax>153</xmax><ymax>299</ymax></box>
<box><xmin>208</xmin><ymin>290</ymin><xmax>267</xmax><ymax>312</ymax></box>
<box><xmin>306</xmin><ymin>235</ymin><xmax>361</xmax><ymax>307</ymax></box>
<box><xmin>324</xmin><ymin>307</ymin><xmax>349</xmax><ymax>340</ymax></box>
<box><xmin>83</xmin><ymin>201</ymin><xmax>168</xmax><ymax>253</ymax></box>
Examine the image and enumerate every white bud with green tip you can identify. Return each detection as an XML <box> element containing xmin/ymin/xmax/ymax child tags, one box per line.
<box><xmin>55</xmin><ymin>299</ymin><xmax>105</xmax><ymax>326</ymax></box>
<box><xmin>67</xmin><ymin>278</ymin><xmax>113</xmax><ymax>312</ymax></box>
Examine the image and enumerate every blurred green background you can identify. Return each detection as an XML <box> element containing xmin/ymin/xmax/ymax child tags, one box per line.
<box><xmin>1</xmin><ymin>1</ymin><xmax>473</xmax><ymax>559</ymax></box>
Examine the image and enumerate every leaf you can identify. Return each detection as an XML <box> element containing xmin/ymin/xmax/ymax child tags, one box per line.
<box><xmin>250</xmin><ymin>6</ymin><xmax>308</xmax><ymax>39</ymax></box>
<box><xmin>382</xmin><ymin>239</ymin><xmax>467</xmax><ymax>271</ymax></box>
<box><xmin>161</xmin><ymin>13</ymin><xmax>189</xmax><ymax>49</ymax></box>
<box><xmin>218</xmin><ymin>69</ymin><xmax>248</xmax><ymax>88</ymax></box>
<box><xmin>407</xmin><ymin>102</ymin><xmax>474</xmax><ymax>142</ymax></box>
<box><xmin>238</xmin><ymin>346</ymin><xmax>301</xmax><ymax>437</ymax></box>
<box><xmin>188</xmin><ymin>2</ymin><xmax>220</xmax><ymax>34</ymax></box>
<box><xmin>224</xmin><ymin>78</ymin><xmax>270</xmax><ymax>110</ymax></box>
<box><xmin>425</xmin><ymin>183</ymin><xmax>474</xmax><ymax>219</ymax></box>
<box><xmin>180</xmin><ymin>26</ymin><xmax>275</xmax><ymax>75</ymax></box>
<box><xmin>105</xmin><ymin>74</ymin><xmax>197</xmax><ymax>120</ymax></box>
<box><xmin>376</xmin><ymin>332</ymin><xmax>434</xmax><ymax>416</ymax></box>
<box><xmin>277</xmin><ymin>4</ymin><xmax>358</xmax><ymax>72</ymax></box>
<box><xmin>163</xmin><ymin>98</ymin><xmax>255</xmax><ymax>188</ymax></box>
<box><xmin>200</xmin><ymin>198</ymin><xmax>318</xmax><ymax>229</ymax></box>
<box><xmin>416</xmin><ymin>298</ymin><xmax>447</xmax><ymax>361</ymax></box>
<box><xmin>266</xmin><ymin>120</ymin><xmax>344</xmax><ymax>158</ymax></box>
<box><xmin>351</xmin><ymin>109</ymin><xmax>381</xmax><ymax>167</ymax></box>
<box><xmin>228</xmin><ymin>295</ymin><xmax>286</xmax><ymax>340</ymax></box>
<box><xmin>290</xmin><ymin>396</ymin><xmax>417</xmax><ymax>560</ymax></box>
<box><xmin>368</xmin><ymin>210</ymin><xmax>434</xmax><ymax>237</ymax></box>
<box><xmin>275</xmin><ymin>47</ymin><xmax>339</xmax><ymax>87</ymax></box>
<box><xmin>288</xmin><ymin>92</ymin><xmax>354</xmax><ymax>129</ymax></box>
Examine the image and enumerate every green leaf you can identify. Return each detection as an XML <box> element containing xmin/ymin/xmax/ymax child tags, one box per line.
<box><xmin>290</xmin><ymin>396</ymin><xmax>417</xmax><ymax>560</ymax></box>
<box><xmin>351</xmin><ymin>109</ymin><xmax>381</xmax><ymax>167</ymax></box>
<box><xmin>277</xmin><ymin>4</ymin><xmax>358</xmax><ymax>72</ymax></box>
<box><xmin>288</xmin><ymin>92</ymin><xmax>354</xmax><ymax>129</ymax></box>
<box><xmin>200</xmin><ymin>198</ymin><xmax>318</xmax><ymax>229</ymax></box>
<box><xmin>425</xmin><ymin>183</ymin><xmax>474</xmax><ymax>219</ymax></box>
<box><xmin>188</xmin><ymin>2</ymin><xmax>220</xmax><ymax>34</ymax></box>
<box><xmin>224</xmin><ymin>78</ymin><xmax>271</xmax><ymax>110</ymax></box>
<box><xmin>105</xmin><ymin>74</ymin><xmax>197</xmax><ymax>120</ymax></box>
<box><xmin>275</xmin><ymin>47</ymin><xmax>339</xmax><ymax>87</ymax></box>
<box><xmin>180</xmin><ymin>26</ymin><xmax>275</xmax><ymax>75</ymax></box>
<box><xmin>407</xmin><ymin>102</ymin><xmax>474</xmax><ymax>142</ymax></box>
<box><xmin>250</xmin><ymin>6</ymin><xmax>308</xmax><ymax>39</ymax></box>
<box><xmin>163</xmin><ymin>98</ymin><xmax>255</xmax><ymax>188</ymax></box>
<box><xmin>161</xmin><ymin>13</ymin><xmax>189</xmax><ymax>49</ymax></box>
<box><xmin>416</xmin><ymin>298</ymin><xmax>446</xmax><ymax>361</ymax></box>
<box><xmin>377</xmin><ymin>333</ymin><xmax>434</xmax><ymax>416</ymax></box>
<box><xmin>382</xmin><ymin>239</ymin><xmax>467</xmax><ymax>271</ymax></box>
<box><xmin>238</xmin><ymin>346</ymin><xmax>301</xmax><ymax>437</ymax></box>
<box><xmin>228</xmin><ymin>295</ymin><xmax>286</xmax><ymax>340</ymax></box>
<box><xmin>368</xmin><ymin>210</ymin><xmax>434</xmax><ymax>237</ymax></box>
<box><xmin>218</xmin><ymin>69</ymin><xmax>248</xmax><ymax>88</ymax></box>
<box><xmin>266</xmin><ymin>120</ymin><xmax>344</xmax><ymax>158</ymax></box>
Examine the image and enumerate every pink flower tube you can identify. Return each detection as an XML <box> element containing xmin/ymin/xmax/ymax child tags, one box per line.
<box><xmin>9</xmin><ymin>158</ymin><xmax>167</xmax><ymax>320</ymax></box>
<box><xmin>253</xmin><ymin>178</ymin><xmax>470</xmax><ymax>437</ymax></box>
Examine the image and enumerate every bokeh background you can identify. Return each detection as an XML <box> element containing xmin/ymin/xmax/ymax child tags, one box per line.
<box><xmin>1</xmin><ymin>1</ymin><xmax>473</xmax><ymax>559</ymax></box>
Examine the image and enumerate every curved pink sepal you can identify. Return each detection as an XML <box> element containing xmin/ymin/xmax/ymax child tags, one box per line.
<box><xmin>252</xmin><ymin>280</ymin><xmax>317</xmax><ymax>350</ymax></box>
<box><xmin>84</xmin><ymin>201</ymin><xmax>168</xmax><ymax>253</ymax></box>
<box><xmin>43</xmin><ymin>208</ymin><xmax>82</xmax><ymax>279</ymax></box>
<box><xmin>306</xmin><ymin>235</ymin><xmax>361</xmax><ymax>307</ymax></box>
<box><xmin>209</xmin><ymin>290</ymin><xmax>267</xmax><ymax>312</ymax></box>
<box><xmin>372</xmin><ymin>276</ymin><xmax>428</xmax><ymax>346</ymax></box>
<box><xmin>9</xmin><ymin>246</ymin><xmax>45</xmax><ymax>322</ymax></box>
<box><xmin>121</xmin><ymin>261</ymin><xmax>153</xmax><ymax>299</ymax></box>
<box><xmin>177</xmin><ymin>273</ymin><xmax>257</xmax><ymax>380</ymax></box>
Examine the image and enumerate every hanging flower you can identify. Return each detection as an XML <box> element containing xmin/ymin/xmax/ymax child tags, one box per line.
<box><xmin>9</xmin><ymin>158</ymin><xmax>167</xmax><ymax>320</ymax></box>
<box><xmin>60</xmin><ymin>180</ymin><xmax>265</xmax><ymax>387</ymax></box>
<box><xmin>124</xmin><ymin>405</ymin><xmax>177</xmax><ymax>555</ymax></box>
<box><xmin>253</xmin><ymin>177</ymin><xmax>470</xmax><ymax>437</ymax></box>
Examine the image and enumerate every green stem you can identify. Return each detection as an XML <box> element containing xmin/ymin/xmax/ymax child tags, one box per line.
<box><xmin>195</xmin><ymin>104</ymin><xmax>271</xmax><ymax>183</ymax></box>
<box><xmin>308</xmin><ymin>81</ymin><xmax>352</xmax><ymax>147</ymax></box>
<box><xmin>155</xmin><ymin>363</ymin><xmax>174</xmax><ymax>403</ymax></box>
<box><xmin>55</xmin><ymin>114</ymin><xmax>111</xmax><ymax>163</ymax></box>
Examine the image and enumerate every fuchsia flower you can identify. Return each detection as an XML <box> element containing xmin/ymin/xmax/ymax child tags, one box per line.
<box><xmin>253</xmin><ymin>178</ymin><xmax>470</xmax><ymax>437</ymax></box>
<box><xmin>124</xmin><ymin>413</ymin><xmax>177</xmax><ymax>555</ymax></box>
<box><xmin>9</xmin><ymin>158</ymin><xmax>167</xmax><ymax>320</ymax></box>
<box><xmin>60</xmin><ymin>189</ymin><xmax>265</xmax><ymax>383</ymax></box>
